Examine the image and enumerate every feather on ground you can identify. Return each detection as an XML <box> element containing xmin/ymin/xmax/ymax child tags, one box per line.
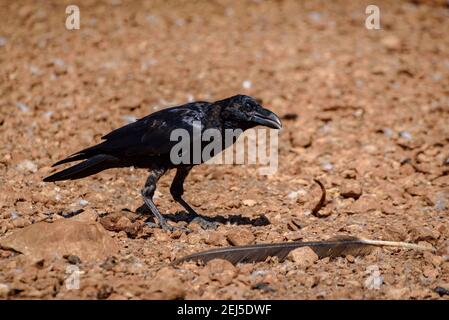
<box><xmin>173</xmin><ymin>236</ymin><xmax>433</xmax><ymax>265</ymax></box>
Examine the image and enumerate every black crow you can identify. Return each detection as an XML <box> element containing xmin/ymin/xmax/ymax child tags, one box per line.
<box><xmin>44</xmin><ymin>95</ymin><xmax>282</xmax><ymax>232</ymax></box>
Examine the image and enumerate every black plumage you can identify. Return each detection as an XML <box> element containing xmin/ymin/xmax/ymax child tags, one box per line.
<box><xmin>44</xmin><ymin>95</ymin><xmax>282</xmax><ymax>232</ymax></box>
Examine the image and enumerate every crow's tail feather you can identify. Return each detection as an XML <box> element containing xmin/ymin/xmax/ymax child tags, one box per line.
<box><xmin>43</xmin><ymin>154</ymin><xmax>119</xmax><ymax>182</ymax></box>
<box><xmin>51</xmin><ymin>143</ymin><xmax>106</xmax><ymax>167</ymax></box>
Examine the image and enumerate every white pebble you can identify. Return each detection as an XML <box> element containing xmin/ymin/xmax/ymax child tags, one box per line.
<box><xmin>434</xmin><ymin>193</ymin><xmax>447</xmax><ymax>211</ymax></box>
<box><xmin>399</xmin><ymin>131</ymin><xmax>413</xmax><ymax>140</ymax></box>
<box><xmin>0</xmin><ymin>283</ymin><xmax>10</xmax><ymax>296</ymax></box>
<box><xmin>52</xmin><ymin>58</ymin><xmax>65</xmax><ymax>67</ymax></box>
<box><xmin>17</xmin><ymin>160</ymin><xmax>37</xmax><ymax>173</ymax></box>
<box><xmin>251</xmin><ymin>270</ymin><xmax>268</xmax><ymax>277</ymax></box>
<box><xmin>146</xmin><ymin>15</ymin><xmax>158</xmax><ymax>25</ymax></box>
<box><xmin>383</xmin><ymin>128</ymin><xmax>394</xmax><ymax>138</ymax></box>
<box><xmin>16</xmin><ymin>102</ymin><xmax>29</xmax><ymax>112</ymax></box>
<box><xmin>78</xmin><ymin>199</ymin><xmax>89</xmax><ymax>206</ymax></box>
<box><xmin>287</xmin><ymin>189</ymin><xmax>307</xmax><ymax>200</ymax></box>
<box><xmin>287</xmin><ymin>191</ymin><xmax>299</xmax><ymax>200</ymax></box>
<box><xmin>175</xmin><ymin>18</ymin><xmax>185</xmax><ymax>26</ymax></box>
<box><xmin>308</xmin><ymin>11</ymin><xmax>322</xmax><ymax>22</ymax></box>
<box><xmin>43</xmin><ymin>111</ymin><xmax>54</xmax><ymax>119</ymax></box>
<box><xmin>321</xmin><ymin>162</ymin><xmax>334</xmax><ymax>171</ymax></box>
<box><xmin>29</xmin><ymin>65</ymin><xmax>41</xmax><ymax>75</ymax></box>
<box><xmin>242</xmin><ymin>80</ymin><xmax>252</xmax><ymax>89</ymax></box>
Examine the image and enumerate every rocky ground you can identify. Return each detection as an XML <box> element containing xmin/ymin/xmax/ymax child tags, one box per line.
<box><xmin>0</xmin><ymin>0</ymin><xmax>448</xmax><ymax>299</ymax></box>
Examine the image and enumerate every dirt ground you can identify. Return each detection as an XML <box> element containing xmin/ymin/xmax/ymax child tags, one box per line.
<box><xmin>0</xmin><ymin>0</ymin><xmax>448</xmax><ymax>300</ymax></box>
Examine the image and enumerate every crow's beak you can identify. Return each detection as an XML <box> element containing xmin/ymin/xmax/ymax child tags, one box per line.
<box><xmin>251</xmin><ymin>109</ymin><xmax>282</xmax><ymax>129</ymax></box>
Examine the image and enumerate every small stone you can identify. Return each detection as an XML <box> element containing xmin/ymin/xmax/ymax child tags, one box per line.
<box><xmin>409</xmin><ymin>226</ymin><xmax>439</xmax><ymax>242</ymax></box>
<box><xmin>433</xmin><ymin>192</ymin><xmax>447</xmax><ymax>211</ymax></box>
<box><xmin>0</xmin><ymin>219</ymin><xmax>119</xmax><ymax>263</ymax></box>
<box><xmin>308</xmin><ymin>11</ymin><xmax>322</xmax><ymax>22</ymax></box>
<box><xmin>251</xmin><ymin>282</ymin><xmax>276</xmax><ymax>293</ymax></box>
<box><xmin>100</xmin><ymin>256</ymin><xmax>118</xmax><ymax>270</ymax></box>
<box><xmin>29</xmin><ymin>65</ymin><xmax>41</xmax><ymax>75</ymax></box>
<box><xmin>70</xmin><ymin>209</ymin><xmax>97</xmax><ymax>223</ymax></box>
<box><xmin>227</xmin><ymin>229</ymin><xmax>255</xmax><ymax>246</ymax></box>
<box><xmin>399</xmin><ymin>131</ymin><xmax>413</xmax><ymax>140</ymax></box>
<box><xmin>342</xmin><ymin>169</ymin><xmax>357</xmax><ymax>179</ymax></box>
<box><xmin>100</xmin><ymin>212</ymin><xmax>141</xmax><ymax>238</ymax></box>
<box><xmin>64</xmin><ymin>254</ymin><xmax>81</xmax><ymax>265</ymax></box>
<box><xmin>340</xmin><ymin>180</ymin><xmax>362</xmax><ymax>199</ymax></box>
<box><xmin>287</xmin><ymin>191</ymin><xmax>299</xmax><ymax>200</ymax></box>
<box><xmin>12</xmin><ymin>218</ymin><xmax>28</xmax><ymax>228</ymax></box>
<box><xmin>383</xmin><ymin>128</ymin><xmax>394</xmax><ymax>138</ymax></box>
<box><xmin>364</xmin><ymin>145</ymin><xmax>378</xmax><ymax>154</ymax></box>
<box><xmin>423</xmin><ymin>266</ymin><xmax>439</xmax><ymax>280</ymax></box>
<box><xmin>0</xmin><ymin>283</ymin><xmax>9</xmax><ymax>298</ymax></box>
<box><xmin>434</xmin><ymin>286</ymin><xmax>449</xmax><ymax>297</ymax></box>
<box><xmin>145</xmin><ymin>267</ymin><xmax>186</xmax><ymax>299</ymax></box>
<box><xmin>381</xmin><ymin>202</ymin><xmax>397</xmax><ymax>215</ymax></box>
<box><xmin>242</xmin><ymin>199</ymin><xmax>257</xmax><ymax>207</ymax></box>
<box><xmin>115</xmin><ymin>216</ymin><xmax>133</xmax><ymax>230</ymax></box>
<box><xmin>242</xmin><ymin>80</ymin><xmax>252</xmax><ymax>89</ymax></box>
<box><xmin>119</xmin><ymin>96</ymin><xmax>141</xmax><ymax>109</ymax></box>
<box><xmin>321</xmin><ymin>162</ymin><xmax>333</xmax><ymax>171</ymax></box>
<box><xmin>291</xmin><ymin>131</ymin><xmax>312</xmax><ymax>148</ymax></box>
<box><xmin>387</xmin><ymin>287</ymin><xmax>409</xmax><ymax>299</ymax></box>
<box><xmin>205</xmin><ymin>231</ymin><xmax>228</xmax><ymax>246</ymax></box>
<box><xmin>225</xmin><ymin>199</ymin><xmax>241</xmax><ymax>209</ymax></box>
<box><xmin>16</xmin><ymin>102</ymin><xmax>30</xmax><ymax>112</ymax></box>
<box><xmin>381</xmin><ymin>35</ymin><xmax>401</xmax><ymax>50</ymax></box>
<box><xmin>51</xmin><ymin>58</ymin><xmax>64</xmax><ymax>67</ymax></box>
<box><xmin>346</xmin><ymin>194</ymin><xmax>378</xmax><ymax>214</ymax></box>
<box><xmin>17</xmin><ymin>160</ymin><xmax>37</xmax><ymax>173</ymax></box>
<box><xmin>405</xmin><ymin>186</ymin><xmax>427</xmax><ymax>197</ymax></box>
<box><xmin>288</xmin><ymin>247</ymin><xmax>319</xmax><ymax>268</ymax></box>
<box><xmin>97</xmin><ymin>284</ymin><xmax>113</xmax><ymax>300</ymax></box>
<box><xmin>206</xmin><ymin>259</ymin><xmax>237</xmax><ymax>286</ymax></box>
<box><xmin>78</xmin><ymin>199</ymin><xmax>89</xmax><ymax>206</ymax></box>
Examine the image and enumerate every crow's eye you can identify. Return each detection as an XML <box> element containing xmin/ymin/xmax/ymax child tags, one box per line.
<box><xmin>244</xmin><ymin>102</ymin><xmax>252</xmax><ymax>110</ymax></box>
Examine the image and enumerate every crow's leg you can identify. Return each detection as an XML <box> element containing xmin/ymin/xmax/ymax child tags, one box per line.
<box><xmin>141</xmin><ymin>167</ymin><xmax>190</xmax><ymax>233</ymax></box>
<box><xmin>170</xmin><ymin>166</ymin><xmax>218</xmax><ymax>230</ymax></box>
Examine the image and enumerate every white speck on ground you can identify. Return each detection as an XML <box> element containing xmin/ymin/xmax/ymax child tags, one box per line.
<box><xmin>242</xmin><ymin>80</ymin><xmax>252</xmax><ymax>89</ymax></box>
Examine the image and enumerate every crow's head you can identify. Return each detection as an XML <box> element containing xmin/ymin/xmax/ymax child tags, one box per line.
<box><xmin>218</xmin><ymin>95</ymin><xmax>282</xmax><ymax>130</ymax></box>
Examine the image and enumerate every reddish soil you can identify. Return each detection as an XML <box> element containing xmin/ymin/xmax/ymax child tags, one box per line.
<box><xmin>0</xmin><ymin>0</ymin><xmax>448</xmax><ymax>299</ymax></box>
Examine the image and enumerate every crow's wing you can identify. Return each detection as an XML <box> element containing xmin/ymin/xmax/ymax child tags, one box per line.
<box><xmin>99</xmin><ymin>103</ymin><xmax>209</xmax><ymax>157</ymax></box>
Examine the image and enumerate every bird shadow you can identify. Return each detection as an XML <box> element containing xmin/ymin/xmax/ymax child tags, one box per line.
<box><xmin>132</xmin><ymin>203</ymin><xmax>270</xmax><ymax>227</ymax></box>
